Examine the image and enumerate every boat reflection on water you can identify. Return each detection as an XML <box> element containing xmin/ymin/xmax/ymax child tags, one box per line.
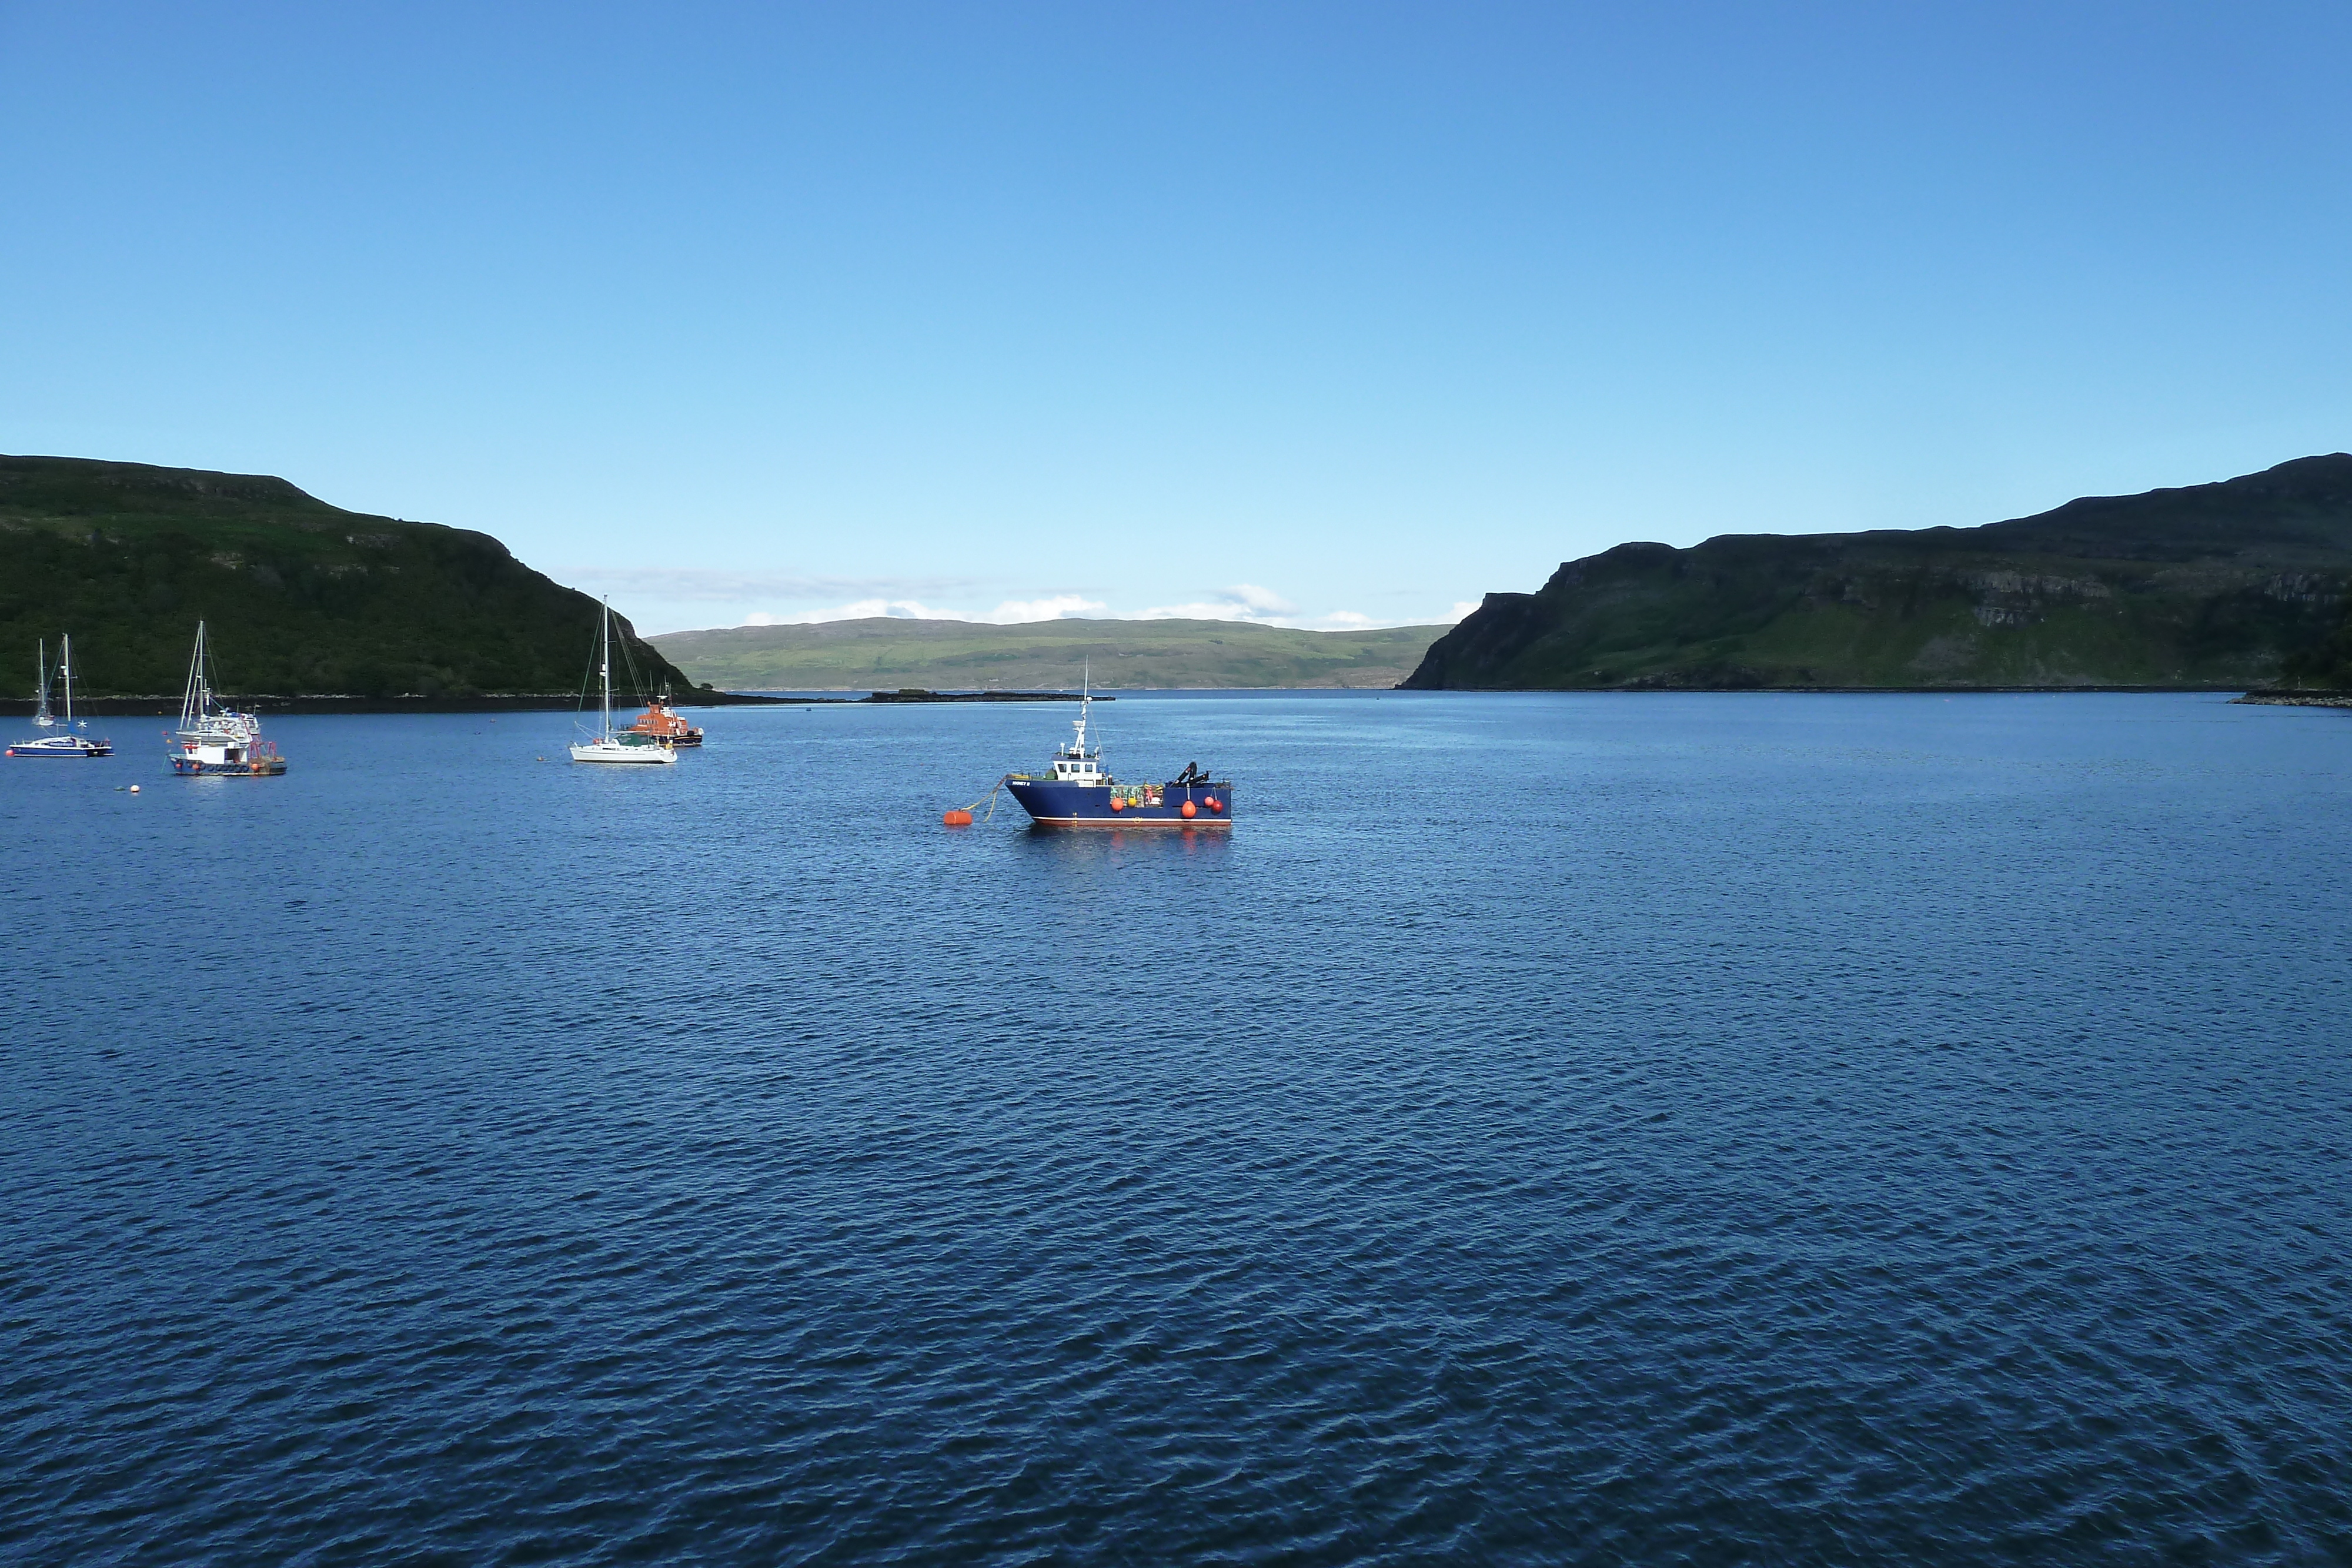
<box><xmin>1009</xmin><ymin>821</ymin><xmax>1235</xmax><ymax>863</ymax></box>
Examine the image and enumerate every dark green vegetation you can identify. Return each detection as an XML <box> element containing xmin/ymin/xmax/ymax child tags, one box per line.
<box><xmin>0</xmin><ymin>456</ymin><xmax>694</xmax><ymax>698</ymax></box>
<box><xmin>1406</xmin><ymin>455</ymin><xmax>2352</xmax><ymax>690</ymax></box>
<box><xmin>653</xmin><ymin>617</ymin><xmax>1449</xmax><ymax>690</ymax></box>
<box><xmin>2278</xmin><ymin>585</ymin><xmax>2352</xmax><ymax>690</ymax></box>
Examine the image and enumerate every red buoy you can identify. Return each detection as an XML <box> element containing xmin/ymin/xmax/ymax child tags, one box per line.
<box><xmin>1111</xmin><ymin>796</ymin><xmax>1125</xmax><ymax>811</ymax></box>
<box><xmin>943</xmin><ymin>809</ymin><xmax>973</xmax><ymax>827</ymax></box>
<box><xmin>1205</xmin><ymin>796</ymin><xmax>1220</xmax><ymax>811</ymax></box>
<box><xmin>1180</xmin><ymin>800</ymin><xmax>1197</xmax><ymax>818</ymax></box>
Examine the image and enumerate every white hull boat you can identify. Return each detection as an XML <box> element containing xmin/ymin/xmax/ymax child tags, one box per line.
<box><xmin>570</xmin><ymin>735</ymin><xmax>677</xmax><ymax>764</ymax></box>
<box><xmin>572</xmin><ymin>599</ymin><xmax>677</xmax><ymax>766</ymax></box>
<box><xmin>171</xmin><ymin>623</ymin><xmax>285</xmax><ymax>776</ymax></box>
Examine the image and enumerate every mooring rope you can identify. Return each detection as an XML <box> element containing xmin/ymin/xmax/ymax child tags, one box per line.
<box><xmin>952</xmin><ymin>774</ymin><xmax>1011</xmax><ymax>824</ymax></box>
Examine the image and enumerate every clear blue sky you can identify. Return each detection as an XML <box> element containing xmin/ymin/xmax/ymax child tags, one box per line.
<box><xmin>5</xmin><ymin>2</ymin><xmax>2350</xmax><ymax>633</ymax></box>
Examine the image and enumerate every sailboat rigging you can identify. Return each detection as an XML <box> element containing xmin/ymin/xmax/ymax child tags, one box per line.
<box><xmin>8</xmin><ymin>634</ymin><xmax>114</xmax><ymax>758</ymax></box>
<box><xmin>169</xmin><ymin>622</ymin><xmax>286</xmax><ymax>775</ymax></box>
<box><xmin>570</xmin><ymin>599</ymin><xmax>679</xmax><ymax>765</ymax></box>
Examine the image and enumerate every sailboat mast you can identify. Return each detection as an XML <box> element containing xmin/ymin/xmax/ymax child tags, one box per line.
<box><xmin>59</xmin><ymin>634</ymin><xmax>72</xmax><ymax>727</ymax></box>
<box><xmin>180</xmin><ymin>624</ymin><xmax>204</xmax><ymax>731</ymax></box>
<box><xmin>34</xmin><ymin>638</ymin><xmax>49</xmax><ymax>724</ymax></box>
<box><xmin>600</xmin><ymin>599</ymin><xmax>613</xmax><ymax>737</ymax></box>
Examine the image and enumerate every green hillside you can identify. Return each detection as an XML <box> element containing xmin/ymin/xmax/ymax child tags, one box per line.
<box><xmin>652</xmin><ymin>616</ymin><xmax>1448</xmax><ymax>690</ymax></box>
<box><xmin>0</xmin><ymin>456</ymin><xmax>693</xmax><ymax>697</ymax></box>
<box><xmin>1405</xmin><ymin>454</ymin><xmax>2352</xmax><ymax>690</ymax></box>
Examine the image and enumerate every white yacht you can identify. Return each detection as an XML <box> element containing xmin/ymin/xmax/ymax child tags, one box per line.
<box><xmin>571</xmin><ymin>599</ymin><xmax>677</xmax><ymax>765</ymax></box>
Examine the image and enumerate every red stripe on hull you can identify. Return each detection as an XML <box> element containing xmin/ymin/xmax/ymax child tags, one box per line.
<box><xmin>1027</xmin><ymin>817</ymin><xmax>1234</xmax><ymax>829</ymax></box>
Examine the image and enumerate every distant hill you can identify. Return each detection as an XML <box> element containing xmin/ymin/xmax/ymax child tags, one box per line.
<box><xmin>1405</xmin><ymin>455</ymin><xmax>2352</xmax><ymax>690</ymax></box>
<box><xmin>652</xmin><ymin>616</ymin><xmax>1449</xmax><ymax>690</ymax></box>
<box><xmin>0</xmin><ymin>456</ymin><xmax>693</xmax><ymax>698</ymax></box>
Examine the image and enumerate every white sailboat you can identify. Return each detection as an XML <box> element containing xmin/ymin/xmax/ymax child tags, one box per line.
<box><xmin>570</xmin><ymin>599</ymin><xmax>677</xmax><ymax>765</ymax></box>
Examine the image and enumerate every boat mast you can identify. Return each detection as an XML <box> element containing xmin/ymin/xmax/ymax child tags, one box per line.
<box><xmin>59</xmin><ymin>634</ymin><xmax>72</xmax><ymax>728</ymax></box>
<box><xmin>600</xmin><ymin>599</ymin><xmax>614</xmax><ymax>738</ymax></box>
<box><xmin>33</xmin><ymin>638</ymin><xmax>51</xmax><ymax>726</ymax></box>
<box><xmin>180</xmin><ymin>622</ymin><xmax>209</xmax><ymax>731</ymax></box>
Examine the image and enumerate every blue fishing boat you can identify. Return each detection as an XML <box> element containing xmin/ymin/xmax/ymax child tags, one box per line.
<box><xmin>6</xmin><ymin>636</ymin><xmax>112</xmax><ymax>758</ymax></box>
<box><xmin>1001</xmin><ymin>679</ymin><xmax>1232</xmax><ymax>828</ymax></box>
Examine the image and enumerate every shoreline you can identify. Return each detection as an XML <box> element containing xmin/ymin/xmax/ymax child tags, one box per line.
<box><xmin>2229</xmin><ymin>690</ymin><xmax>2352</xmax><ymax>708</ymax></box>
<box><xmin>15</xmin><ymin>686</ymin><xmax>2340</xmax><ymax>716</ymax></box>
<box><xmin>0</xmin><ymin>688</ymin><xmax>1107</xmax><ymax>717</ymax></box>
<box><xmin>0</xmin><ymin>691</ymin><xmax>792</xmax><ymax>717</ymax></box>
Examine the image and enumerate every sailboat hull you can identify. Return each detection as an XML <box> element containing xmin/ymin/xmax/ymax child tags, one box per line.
<box><xmin>570</xmin><ymin>741</ymin><xmax>677</xmax><ymax>764</ymax></box>
<box><xmin>7</xmin><ymin>738</ymin><xmax>112</xmax><ymax>757</ymax></box>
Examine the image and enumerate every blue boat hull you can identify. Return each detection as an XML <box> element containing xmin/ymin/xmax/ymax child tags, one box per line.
<box><xmin>6</xmin><ymin>739</ymin><xmax>111</xmax><ymax>758</ymax></box>
<box><xmin>1005</xmin><ymin>779</ymin><xmax>1234</xmax><ymax>828</ymax></box>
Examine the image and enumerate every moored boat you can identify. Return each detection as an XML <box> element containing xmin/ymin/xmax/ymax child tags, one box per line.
<box><xmin>628</xmin><ymin>694</ymin><xmax>704</xmax><ymax>747</ymax></box>
<box><xmin>1002</xmin><ymin>678</ymin><xmax>1232</xmax><ymax>828</ymax></box>
<box><xmin>7</xmin><ymin>636</ymin><xmax>112</xmax><ymax>758</ymax></box>
<box><xmin>170</xmin><ymin>622</ymin><xmax>286</xmax><ymax>776</ymax></box>
<box><xmin>572</xmin><ymin>599</ymin><xmax>678</xmax><ymax>765</ymax></box>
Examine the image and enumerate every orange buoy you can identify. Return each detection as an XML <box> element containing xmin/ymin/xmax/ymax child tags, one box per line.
<box><xmin>943</xmin><ymin>809</ymin><xmax>973</xmax><ymax>827</ymax></box>
<box><xmin>1180</xmin><ymin>800</ymin><xmax>1197</xmax><ymax>818</ymax></box>
<box><xmin>1205</xmin><ymin>796</ymin><xmax>1220</xmax><ymax>811</ymax></box>
<box><xmin>1110</xmin><ymin>796</ymin><xmax>1125</xmax><ymax>811</ymax></box>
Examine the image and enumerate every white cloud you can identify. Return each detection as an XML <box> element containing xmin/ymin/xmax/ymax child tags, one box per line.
<box><xmin>734</xmin><ymin>593</ymin><xmax>1105</xmax><ymax>627</ymax></box>
<box><xmin>978</xmin><ymin>594</ymin><xmax>1108</xmax><ymax>623</ymax></box>
<box><xmin>562</xmin><ymin>566</ymin><xmax>977</xmax><ymax>601</ymax></box>
<box><xmin>1226</xmin><ymin>583</ymin><xmax>1297</xmax><ymax>614</ymax></box>
<box><xmin>700</xmin><ymin>583</ymin><xmax>1469</xmax><ymax>636</ymax></box>
<box><xmin>739</xmin><ymin>597</ymin><xmax>953</xmax><ymax>624</ymax></box>
<box><xmin>1137</xmin><ymin>583</ymin><xmax>1302</xmax><ymax>623</ymax></box>
<box><xmin>563</xmin><ymin>563</ymin><xmax>1479</xmax><ymax>637</ymax></box>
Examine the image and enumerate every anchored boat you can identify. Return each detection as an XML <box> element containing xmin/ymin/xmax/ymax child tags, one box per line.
<box><xmin>572</xmin><ymin>599</ymin><xmax>678</xmax><ymax>765</ymax></box>
<box><xmin>628</xmin><ymin>694</ymin><xmax>704</xmax><ymax>747</ymax></box>
<box><xmin>7</xmin><ymin>636</ymin><xmax>112</xmax><ymax>758</ymax></box>
<box><xmin>1001</xmin><ymin>680</ymin><xmax>1232</xmax><ymax>828</ymax></box>
<box><xmin>170</xmin><ymin>623</ymin><xmax>286</xmax><ymax>776</ymax></box>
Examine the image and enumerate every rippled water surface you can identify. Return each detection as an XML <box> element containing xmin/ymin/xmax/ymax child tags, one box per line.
<box><xmin>6</xmin><ymin>692</ymin><xmax>2351</xmax><ymax>1566</ymax></box>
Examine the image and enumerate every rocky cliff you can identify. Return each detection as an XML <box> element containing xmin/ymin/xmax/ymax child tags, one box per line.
<box><xmin>0</xmin><ymin>456</ymin><xmax>694</xmax><ymax>698</ymax></box>
<box><xmin>1404</xmin><ymin>456</ymin><xmax>2352</xmax><ymax>690</ymax></box>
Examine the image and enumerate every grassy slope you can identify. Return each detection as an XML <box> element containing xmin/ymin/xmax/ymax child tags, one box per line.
<box><xmin>652</xmin><ymin>617</ymin><xmax>1450</xmax><ymax>690</ymax></box>
<box><xmin>1405</xmin><ymin>454</ymin><xmax>2352</xmax><ymax>689</ymax></box>
<box><xmin>0</xmin><ymin>456</ymin><xmax>694</xmax><ymax>697</ymax></box>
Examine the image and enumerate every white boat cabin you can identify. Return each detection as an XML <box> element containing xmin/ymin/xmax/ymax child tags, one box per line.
<box><xmin>176</xmin><ymin>713</ymin><xmax>261</xmax><ymax>768</ymax></box>
<box><xmin>1051</xmin><ymin>698</ymin><xmax>1111</xmax><ymax>785</ymax></box>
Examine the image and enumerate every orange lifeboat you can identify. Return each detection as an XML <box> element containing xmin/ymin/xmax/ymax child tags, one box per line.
<box><xmin>628</xmin><ymin>694</ymin><xmax>704</xmax><ymax>747</ymax></box>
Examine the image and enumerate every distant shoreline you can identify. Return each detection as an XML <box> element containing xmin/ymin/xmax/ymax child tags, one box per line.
<box><xmin>0</xmin><ymin>691</ymin><xmax>791</xmax><ymax>716</ymax></box>
<box><xmin>2230</xmin><ymin>689</ymin><xmax>2352</xmax><ymax>707</ymax></box>
<box><xmin>0</xmin><ymin>687</ymin><xmax>1107</xmax><ymax>716</ymax></box>
<box><xmin>7</xmin><ymin>686</ymin><xmax>2323</xmax><ymax>717</ymax></box>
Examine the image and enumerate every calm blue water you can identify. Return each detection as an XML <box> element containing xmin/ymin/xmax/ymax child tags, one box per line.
<box><xmin>5</xmin><ymin>692</ymin><xmax>2349</xmax><ymax>1566</ymax></box>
